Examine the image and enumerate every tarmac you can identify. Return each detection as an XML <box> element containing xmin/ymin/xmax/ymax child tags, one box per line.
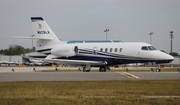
<box><xmin>0</xmin><ymin>67</ymin><xmax>179</xmax><ymax>82</ymax></box>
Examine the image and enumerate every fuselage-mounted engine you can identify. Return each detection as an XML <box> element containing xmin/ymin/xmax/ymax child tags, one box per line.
<box><xmin>51</xmin><ymin>45</ymin><xmax>78</xmax><ymax>57</ymax></box>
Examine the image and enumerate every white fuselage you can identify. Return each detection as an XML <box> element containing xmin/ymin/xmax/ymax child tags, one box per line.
<box><xmin>37</xmin><ymin>41</ymin><xmax>174</xmax><ymax>65</ymax></box>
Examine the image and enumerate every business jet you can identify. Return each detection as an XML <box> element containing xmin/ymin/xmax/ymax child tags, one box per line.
<box><xmin>12</xmin><ymin>17</ymin><xmax>174</xmax><ymax>72</ymax></box>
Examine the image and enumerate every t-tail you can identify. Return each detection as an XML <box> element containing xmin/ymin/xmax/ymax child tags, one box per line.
<box><xmin>13</xmin><ymin>17</ymin><xmax>63</xmax><ymax>54</ymax></box>
<box><xmin>31</xmin><ymin>17</ymin><xmax>60</xmax><ymax>52</ymax></box>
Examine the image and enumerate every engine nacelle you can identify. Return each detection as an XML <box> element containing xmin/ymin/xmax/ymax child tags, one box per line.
<box><xmin>51</xmin><ymin>45</ymin><xmax>78</xmax><ymax>57</ymax></box>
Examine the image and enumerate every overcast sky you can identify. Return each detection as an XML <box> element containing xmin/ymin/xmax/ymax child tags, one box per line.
<box><xmin>0</xmin><ymin>0</ymin><xmax>180</xmax><ymax>53</ymax></box>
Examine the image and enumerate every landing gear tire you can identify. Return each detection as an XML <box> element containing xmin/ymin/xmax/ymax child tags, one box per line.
<box><xmin>99</xmin><ymin>67</ymin><xmax>106</xmax><ymax>72</ymax></box>
<box><xmin>156</xmin><ymin>68</ymin><xmax>161</xmax><ymax>72</ymax></box>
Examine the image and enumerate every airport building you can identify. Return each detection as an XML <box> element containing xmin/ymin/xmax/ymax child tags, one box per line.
<box><xmin>0</xmin><ymin>55</ymin><xmax>22</xmax><ymax>63</ymax></box>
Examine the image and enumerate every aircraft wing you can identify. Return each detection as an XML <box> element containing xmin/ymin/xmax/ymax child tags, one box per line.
<box><xmin>21</xmin><ymin>54</ymin><xmax>45</xmax><ymax>60</ymax></box>
<box><xmin>22</xmin><ymin>54</ymin><xmax>106</xmax><ymax>66</ymax></box>
<box><xmin>43</xmin><ymin>59</ymin><xmax>106</xmax><ymax>66</ymax></box>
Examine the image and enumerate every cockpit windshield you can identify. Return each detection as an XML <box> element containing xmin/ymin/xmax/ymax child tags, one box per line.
<box><xmin>148</xmin><ymin>46</ymin><xmax>156</xmax><ymax>50</ymax></box>
<box><xmin>141</xmin><ymin>46</ymin><xmax>157</xmax><ymax>51</ymax></box>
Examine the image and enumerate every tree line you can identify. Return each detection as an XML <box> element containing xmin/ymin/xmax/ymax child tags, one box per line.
<box><xmin>0</xmin><ymin>45</ymin><xmax>35</xmax><ymax>55</ymax></box>
<box><xmin>169</xmin><ymin>52</ymin><xmax>179</xmax><ymax>56</ymax></box>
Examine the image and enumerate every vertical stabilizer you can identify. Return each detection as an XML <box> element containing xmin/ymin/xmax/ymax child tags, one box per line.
<box><xmin>31</xmin><ymin>17</ymin><xmax>60</xmax><ymax>51</ymax></box>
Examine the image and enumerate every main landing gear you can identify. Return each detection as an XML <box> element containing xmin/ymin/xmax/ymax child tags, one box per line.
<box><xmin>82</xmin><ymin>65</ymin><xmax>91</xmax><ymax>72</ymax></box>
<box><xmin>99</xmin><ymin>67</ymin><xmax>106</xmax><ymax>72</ymax></box>
<box><xmin>82</xmin><ymin>65</ymin><xmax>110</xmax><ymax>72</ymax></box>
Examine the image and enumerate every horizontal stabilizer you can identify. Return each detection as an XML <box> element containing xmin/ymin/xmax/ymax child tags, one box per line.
<box><xmin>12</xmin><ymin>36</ymin><xmax>53</xmax><ymax>40</ymax></box>
<box><xmin>21</xmin><ymin>54</ymin><xmax>45</xmax><ymax>60</ymax></box>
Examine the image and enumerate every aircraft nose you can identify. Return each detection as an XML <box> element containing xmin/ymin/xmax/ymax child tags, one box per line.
<box><xmin>155</xmin><ymin>51</ymin><xmax>174</xmax><ymax>64</ymax></box>
<box><xmin>168</xmin><ymin>54</ymin><xmax>174</xmax><ymax>61</ymax></box>
<box><xmin>169</xmin><ymin>55</ymin><xmax>174</xmax><ymax>60</ymax></box>
<box><xmin>163</xmin><ymin>53</ymin><xmax>174</xmax><ymax>62</ymax></box>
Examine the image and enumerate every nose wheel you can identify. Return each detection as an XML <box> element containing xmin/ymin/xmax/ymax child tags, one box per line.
<box><xmin>156</xmin><ymin>68</ymin><xmax>161</xmax><ymax>72</ymax></box>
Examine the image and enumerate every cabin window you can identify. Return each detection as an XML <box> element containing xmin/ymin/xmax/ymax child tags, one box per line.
<box><xmin>110</xmin><ymin>48</ymin><xmax>113</xmax><ymax>52</ymax></box>
<box><xmin>105</xmin><ymin>48</ymin><xmax>108</xmax><ymax>52</ymax></box>
<box><xmin>119</xmin><ymin>48</ymin><xmax>122</xmax><ymax>52</ymax></box>
<box><xmin>141</xmin><ymin>46</ymin><xmax>148</xmax><ymax>50</ymax></box>
<box><xmin>100</xmin><ymin>48</ymin><xmax>103</xmax><ymax>52</ymax></box>
<box><xmin>93</xmin><ymin>47</ymin><xmax>97</xmax><ymax>55</ymax></box>
<box><xmin>115</xmin><ymin>48</ymin><xmax>117</xmax><ymax>52</ymax></box>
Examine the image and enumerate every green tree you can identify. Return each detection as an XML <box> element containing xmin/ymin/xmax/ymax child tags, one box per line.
<box><xmin>169</xmin><ymin>52</ymin><xmax>179</xmax><ymax>56</ymax></box>
<box><xmin>0</xmin><ymin>45</ymin><xmax>32</xmax><ymax>55</ymax></box>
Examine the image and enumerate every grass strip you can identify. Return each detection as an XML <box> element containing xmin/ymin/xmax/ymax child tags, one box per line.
<box><xmin>0</xmin><ymin>80</ymin><xmax>180</xmax><ymax>105</ymax></box>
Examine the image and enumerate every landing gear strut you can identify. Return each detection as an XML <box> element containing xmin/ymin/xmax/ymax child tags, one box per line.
<box><xmin>83</xmin><ymin>67</ymin><xmax>90</xmax><ymax>72</ymax></box>
<box><xmin>83</xmin><ymin>65</ymin><xmax>91</xmax><ymax>72</ymax></box>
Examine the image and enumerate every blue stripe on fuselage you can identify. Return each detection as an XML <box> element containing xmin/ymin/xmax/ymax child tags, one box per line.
<box><xmin>55</xmin><ymin>55</ymin><xmax>155</xmax><ymax>65</ymax></box>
